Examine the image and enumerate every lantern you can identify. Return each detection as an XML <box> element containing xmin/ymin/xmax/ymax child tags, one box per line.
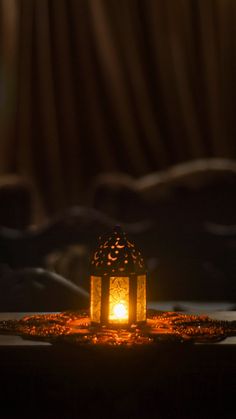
<box><xmin>90</xmin><ymin>226</ymin><xmax>147</xmax><ymax>326</ymax></box>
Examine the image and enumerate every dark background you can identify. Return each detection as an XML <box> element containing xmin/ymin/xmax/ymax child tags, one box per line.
<box><xmin>1</xmin><ymin>0</ymin><xmax>236</xmax><ymax>218</ymax></box>
<box><xmin>0</xmin><ymin>0</ymin><xmax>236</xmax><ymax>307</ymax></box>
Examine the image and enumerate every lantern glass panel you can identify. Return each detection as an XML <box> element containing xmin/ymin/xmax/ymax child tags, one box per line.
<box><xmin>90</xmin><ymin>275</ymin><xmax>102</xmax><ymax>323</ymax></box>
<box><xmin>136</xmin><ymin>275</ymin><xmax>146</xmax><ymax>322</ymax></box>
<box><xmin>109</xmin><ymin>276</ymin><xmax>129</xmax><ymax>323</ymax></box>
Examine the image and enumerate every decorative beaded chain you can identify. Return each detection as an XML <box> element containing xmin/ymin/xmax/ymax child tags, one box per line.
<box><xmin>0</xmin><ymin>310</ymin><xmax>235</xmax><ymax>346</ymax></box>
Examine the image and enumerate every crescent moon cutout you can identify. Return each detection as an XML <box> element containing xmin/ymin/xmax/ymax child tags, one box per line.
<box><xmin>116</xmin><ymin>244</ymin><xmax>124</xmax><ymax>249</ymax></box>
<box><xmin>108</xmin><ymin>253</ymin><xmax>117</xmax><ymax>261</ymax></box>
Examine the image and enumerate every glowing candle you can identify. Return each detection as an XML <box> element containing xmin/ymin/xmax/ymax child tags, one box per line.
<box><xmin>90</xmin><ymin>226</ymin><xmax>147</xmax><ymax>327</ymax></box>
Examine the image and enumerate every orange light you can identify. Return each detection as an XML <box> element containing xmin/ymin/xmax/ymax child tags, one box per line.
<box><xmin>109</xmin><ymin>302</ymin><xmax>128</xmax><ymax>322</ymax></box>
<box><xmin>90</xmin><ymin>226</ymin><xmax>147</xmax><ymax>326</ymax></box>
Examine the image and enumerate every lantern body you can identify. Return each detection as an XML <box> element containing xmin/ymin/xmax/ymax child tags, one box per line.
<box><xmin>90</xmin><ymin>227</ymin><xmax>147</xmax><ymax>326</ymax></box>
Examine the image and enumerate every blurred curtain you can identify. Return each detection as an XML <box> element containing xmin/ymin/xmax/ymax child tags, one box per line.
<box><xmin>0</xmin><ymin>0</ymin><xmax>236</xmax><ymax>216</ymax></box>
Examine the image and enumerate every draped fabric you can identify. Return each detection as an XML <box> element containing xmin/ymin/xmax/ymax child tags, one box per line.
<box><xmin>0</xmin><ymin>0</ymin><xmax>236</xmax><ymax>217</ymax></box>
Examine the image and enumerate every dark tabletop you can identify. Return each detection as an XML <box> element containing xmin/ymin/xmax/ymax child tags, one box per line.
<box><xmin>0</xmin><ymin>303</ymin><xmax>235</xmax><ymax>419</ymax></box>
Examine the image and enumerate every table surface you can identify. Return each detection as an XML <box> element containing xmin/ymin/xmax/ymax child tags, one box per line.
<box><xmin>0</xmin><ymin>301</ymin><xmax>235</xmax><ymax>346</ymax></box>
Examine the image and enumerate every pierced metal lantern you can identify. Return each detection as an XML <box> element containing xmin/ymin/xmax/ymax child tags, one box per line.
<box><xmin>90</xmin><ymin>226</ymin><xmax>146</xmax><ymax>326</ymax></box>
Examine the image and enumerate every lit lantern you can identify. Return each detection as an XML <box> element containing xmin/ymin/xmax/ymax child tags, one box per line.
<box><xmin>90</xmin><ymin>226</ymin><xmax>147</xmax><ymax>326</ymax></box>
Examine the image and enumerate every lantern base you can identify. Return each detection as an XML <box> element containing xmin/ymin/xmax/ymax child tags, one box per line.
<box><xmin>0</xmin><ymin>310</ymin><xmax>235</xmax><ymax>345</ymax></box>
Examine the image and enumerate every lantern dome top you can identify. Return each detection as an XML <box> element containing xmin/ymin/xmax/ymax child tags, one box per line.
<box><xmin>91</xmin><ymin>226</ymin><xmax>146</xmax><ymax>275</ymax></box>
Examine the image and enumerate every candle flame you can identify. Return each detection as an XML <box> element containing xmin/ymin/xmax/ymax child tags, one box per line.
<box><xmin>108</xmin><ymin>277</ymin><xmax>129</xmax><ymax>323</ymax></box>
<box><xmin>113</xmin><ymin>303</ymin><xmax>127</xmax><ymax>319</ymax></box>
<box><xmin>109</xmin><ymin>301</ymin><xmax>128</xmax><ymax>322</ymax></box>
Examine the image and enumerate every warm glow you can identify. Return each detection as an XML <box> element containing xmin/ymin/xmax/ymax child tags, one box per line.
<box><xmin>109</xmin><ymin>276</ymin><xmax>129</xmax><ymax>323</ymax></box>
<box><xmin>90</xmin><ymin>276</ymin><xmax>102</xmax><ymax>323</ymax></box>
<box><xmin>90</xmin><ymin>227</ymin><xmax>147</xmax><ymax>325</ymax></box>
<box><xmin>109</xmin><ymin>300</ymin><xmax>128</xmax><ymax>322</ymax></box>
<box><xmin>137</xmin><ymin>275</ymin><xmax>146</xmax><ymax>322</ymax></box>
<box><xmin>113</xmin><ymin>303</ymin><xmax>128</xmax><ymax>319</ymax></box>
